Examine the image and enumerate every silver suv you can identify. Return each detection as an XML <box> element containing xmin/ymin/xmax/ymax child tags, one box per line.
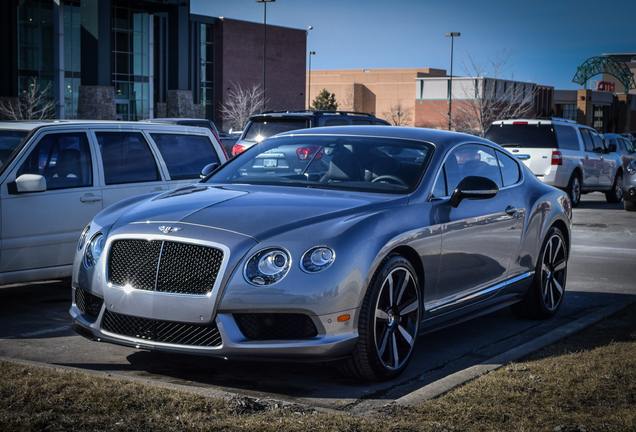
<box><xmin>0</xmin><ymin>120</ymin><xmax>227</xmax><ymax>286</ymax></box>
<box><xmin>485</xmin><ymin>118</ymin><xmax>623</xmax><ymax>207</ymax></box>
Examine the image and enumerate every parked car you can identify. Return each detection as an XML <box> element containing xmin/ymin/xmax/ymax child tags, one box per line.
<box><xmin>0</xmin><ymin>120</ymin><xmax>227</xmax><ymax>286</ymax></box>
<box><xmin>71</xmin><ymin>126</ymin><xmax>571</xmax><ymax>381</ymax></box>
<box><xmin>231</xmin><ymin>110</ymin><xmax>390</xmax><ymax>156</ymax></box>
<box><xmin>485</xmin><ymin>118</ymin><xmax>623</xmax><ymax>207</ymax></box>
<box><xmin>139</xmin><ymin>118</ymin><xmax>229</xmax><ymax>158</ymax></box>
<box><xmin>604</xmin><ymin>133</ymin><xmax>636</xmax><ymax>169</ymax></box>
<box><xmin>623</xmin><ymin>160</ymin><xmax>636</xmax><ymax>211</ymax></box>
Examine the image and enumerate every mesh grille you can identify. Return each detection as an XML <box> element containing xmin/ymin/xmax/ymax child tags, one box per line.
<box><xmin>75</xmin><ymin>288</ymin><xmax>103</xmax><ymax>320</ymax></box>
<box><xmin>108</xmin><ymin>239</ymin><xmax>224</xmax><ymax>295</ymax></box>
<box><xmin>234</xmin><ymin>313</ymin><xmax>318</xmax><ymax>340</ymax></box>
<box><xmin>102</xmin><ymin>309</ymin><xmax>222</xmax><ymax>347</ymax></box>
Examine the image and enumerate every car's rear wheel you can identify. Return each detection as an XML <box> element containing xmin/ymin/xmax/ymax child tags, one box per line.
<box><xmin>511</xmin><ymin>227</ymin><xmax>567</xmax><ymax>319</ymax></box>
<box><xmin>624</xmin><ymin>200</ymin><xmax>636</xmax><ymax>212</ymax></box>
<box><xmin>566</xmin><ymin>173</ymin><xmax>581</xmax><ymax>207</ymax></box>
<box><xmin>605</xmin><ymin>172</ymin><xmax>623</xmax><ymax>203</ymax></box>
<box><xmin>340</xmin><ymin>254</ymin><xmax>420</xmax><ymax>381</ymax></box>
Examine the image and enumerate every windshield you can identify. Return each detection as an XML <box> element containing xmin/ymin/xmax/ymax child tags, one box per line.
<box><xmin>242</xmin><ymin>119</ymin><xmax>310</xmax><ymax>142</ymax></box>
<box><xmin>0</xmin><ymin>130</ymin><xmax>29</xmax><ymax>175</ymax></box>
<box><xmin>485</xmin><ymin>124</ymin><xmax>557</xmax><ymax>148</ymax></box>
<box><xmin>205</xmin><ymin>135</ymin><xmax>433</xmax><ymax>194</ymax></box>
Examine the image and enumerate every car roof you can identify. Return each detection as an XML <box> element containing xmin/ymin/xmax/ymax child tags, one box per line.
<box><xmin>275</xmin><ymin>125</ymin><xmax>493</xmax><ymax>147</ymax></box>
<box><xmin>250</xmin><ymin>110</ymin><xmax>386</xmax><ymax>120</ymax></box>
<box><xmin>490</xmin><ymin>117</ymin><xmax>581</xmax><ymax>126</ymax></box>
<box><xmin>0</xmin><ymin>120</ymin><xmax>213</xmax><ymax>132</ymax></box>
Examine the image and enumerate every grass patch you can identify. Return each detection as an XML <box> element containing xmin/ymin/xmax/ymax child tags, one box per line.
<box><xmin>1</xmin><ymin>302</ymin><xmax>635</xmax><ymax>431</ymax></box>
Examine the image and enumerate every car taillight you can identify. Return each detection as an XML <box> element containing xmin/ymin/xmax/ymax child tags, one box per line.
<box><xmin>232</xmin><ymin>143</ymin><xmax>246</xmax><ymax>157</ymax></box>
<box><xmin>513</xmin><ymin>121</ymin><xmax>528</xmax><ymax>125</ymax></box>
<box><xmin>297</xmin><ymin>146</ymin><xmax>323</xmax><ymax>161</ymax></box>
<box><xmin>551</xmin><ymin>150</ymin><xmax>563</xmax><ymax>165</ymax></box>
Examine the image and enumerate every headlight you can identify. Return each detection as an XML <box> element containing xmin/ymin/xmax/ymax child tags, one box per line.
<box><xmin>301</xmin><ymin>246</ymin><xmax>335</xmax><ymax>273</ymax></box>
<box><xmin>244</xmin><ymin>248</ymin><xmax>291</xmax><ymax>286</ymax></box>
<box><xmin>84</xmin><ymin>233</ymin><xmax>105</xmax><ymax>269</ymax></box>
<box><xmin>627</xmin><ymin>161</ymin><xmax>636</xmax><ymax>175</ymax></box>
<box><xmin>77</xmin><ymin>225</ymin><xmax>90</xmax><ymax>251</ymax></box>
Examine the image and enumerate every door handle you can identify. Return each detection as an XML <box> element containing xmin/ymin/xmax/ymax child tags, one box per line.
<box><xmin>80</xmin><ymin>194</ymin><xmax>102</xmax><ymax>203</ymax></box>
<box><xmin>505</xmin><ymin>205</ymin><xmax>518</xmax><ymax>215</ymax></box>
<box><xmin>152</xmin><ymin>187</ymin><xmax>166</xmax><ymax>192</ymax></box>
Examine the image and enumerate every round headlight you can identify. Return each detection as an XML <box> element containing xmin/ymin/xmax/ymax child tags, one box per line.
<box><xmin>245</xmin><ymin>248</ymin><xmax>291</xmax><ymax>286</ymax></box>
<box><xmin>84</xmin><ymin>233</ymin><xmax>105</xmax><ymax>269</ymax></box>
<box><xmin>301</xmin><ymin>246</ymin><xmax>335</xmax><ymax>273</ymax></box>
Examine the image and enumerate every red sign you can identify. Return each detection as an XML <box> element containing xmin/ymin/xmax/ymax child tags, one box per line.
<box><xmin>597</xmin><ymin>81</ymin><xmax>616</xmax><ymax>92</ymax></box>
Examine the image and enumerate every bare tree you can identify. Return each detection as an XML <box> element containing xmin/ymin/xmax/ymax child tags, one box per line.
<box><xmin>0</xmin><ymin>77</ymin><xmax>55</xmax><ymax>120</ymax></box>
<box><xmin>383</xmin><ymin>100</ymin><xmax>413</xmax><ymax>126</ymax></box>
<box><xmin>220</xmin><ymin>83</ymin><xmax>266</xmax><ymax>131</ymax></box>
<box><xmin>338</xmin><ymin>85</ymin><xmax>355</xmax><ymax>111</ymax></box>
<box><xmin>452</xmin><ymin>49</ymin><xmax>535</xmax><ymax>136</ymax></box>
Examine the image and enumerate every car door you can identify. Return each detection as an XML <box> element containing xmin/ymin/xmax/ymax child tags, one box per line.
<box><xmin>427</xmin><ymin>144</ymin><xmax>524</xmax><ymax>316</ymax></box>
<box><xmin>579</xmin><ymin>128</ymin><xmax>611</xmax><ymax>188</ymax></box>
<box><xmin>93</xmin><ymin>130</ymin><xmax>169</xmax><ymax>208</ymax></box>
<box><xmin>0</xmin><ymin>130</ymin><xmax>100</xmax><ymax>276</ymax></box>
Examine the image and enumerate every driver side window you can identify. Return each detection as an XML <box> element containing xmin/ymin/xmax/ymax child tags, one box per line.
<box><xmin>433</xmin><ymin>144</ymin><xmax>502</xmax><ymax>197</ymax></box>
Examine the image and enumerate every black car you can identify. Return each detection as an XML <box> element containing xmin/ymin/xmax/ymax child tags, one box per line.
<box><xmin>232</xmin><ymin>110</ymin><xmax>390</xmax><ymax>156</ymax></box>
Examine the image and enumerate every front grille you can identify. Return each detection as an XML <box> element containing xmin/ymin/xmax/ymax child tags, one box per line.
<box><xmin>108</xmin><ymin>239</ymin><xmax>224</xmax><ymax>295</ymax></box>
<box><xmin>234</xmin><ymin>313</ymin><xmax>318</xmax><ymax>340</ymax></box>
<box><xmin>102</xmin><ymin>309</ymin><xmax>222</xmax><ymax>347</ymax></box>
<box><xmin>75</xmin><ymin>288</ymin><xmax>103</xmax><ymax>320</ymax></box>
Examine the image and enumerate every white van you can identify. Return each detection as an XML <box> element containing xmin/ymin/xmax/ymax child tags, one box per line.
<box><xmin>0</xmin><ymin>121</ymin><xmax>227</xmax><ymax>286</ymax></box>
<box><xmin>485</xmin><ymin>118</ymin><xmax>623</xmax><ymax>207</ymax></box>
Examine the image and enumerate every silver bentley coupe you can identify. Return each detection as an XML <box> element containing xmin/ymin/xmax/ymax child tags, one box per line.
<box><xmin>70</xmin><ymin>126</ymin><xmax>572</xmax><ymax>381</ymax></box>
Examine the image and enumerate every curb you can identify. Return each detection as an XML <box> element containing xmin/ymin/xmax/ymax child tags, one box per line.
<box><xmin>394</xmin><ymin>301</ymin><xmax>632</xmax><ymax>407</ymax></box>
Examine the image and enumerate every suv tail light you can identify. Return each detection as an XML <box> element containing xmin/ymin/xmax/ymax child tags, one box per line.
<box><xmin>551</xmin><ymin>150</ymin><xmax>563</xmax><ymax>165</ymax></box>
<box><xmin>513</xmin><ymin>121</ymin><xmax>528</xmax><ymax>125</ymax></box>
<box><xmin>297</xmin><ymin>146</ymin><xmax>323</xmax><ymax>161</ymax></box>
<box><xmin>232</xmin><ymin>143</ymin><xmax>247</xmax><ymax>157</ymax></box>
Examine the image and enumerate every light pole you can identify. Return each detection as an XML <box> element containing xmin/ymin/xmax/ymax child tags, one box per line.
<box><xmin>256</xmin><ymin>0</ymin><xmax>275</xmax><ymax>110</ymax></box>
<box><xmin>445</xmin><ymin>32</ymin><xmax>460</xmax><ymax>131</ymax></box>
<box><xmin>308</xmin><ymin>51</ymin><xmax>315</xmax><ymax>109</ymax></box>
<box><xmin>306</xmin><ymin>25</ymin><xmax>313</xmax><ymax>109</ymax></box>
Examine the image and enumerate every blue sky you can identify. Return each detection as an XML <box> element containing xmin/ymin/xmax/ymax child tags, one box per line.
<box><xmin>191</xmin><ymin>0</ymin><xmax>635</xmax><ymax>90</ymax></box>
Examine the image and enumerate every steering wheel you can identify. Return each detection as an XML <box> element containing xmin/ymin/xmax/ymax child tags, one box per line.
<box><xmin>371</xmin><ymin>175</ymin><xmax>408</xmax><ymax>187</ymax></box>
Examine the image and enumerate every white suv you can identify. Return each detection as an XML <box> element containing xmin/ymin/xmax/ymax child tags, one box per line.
<box><xmin>485</xmin><ymin>118</ymin><xmax>623</xmax><ymax>207</ymax></box>
<box><xmin>0</xmin><ymin>121</ymin><xmax>227</xmax><ymax>286</ymax></box>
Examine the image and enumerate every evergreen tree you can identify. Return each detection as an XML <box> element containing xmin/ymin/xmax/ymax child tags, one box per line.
<box><xmin>311</xmin><ymin>89</ymin><xmax>338</xmax><ymax>111</ymax></box>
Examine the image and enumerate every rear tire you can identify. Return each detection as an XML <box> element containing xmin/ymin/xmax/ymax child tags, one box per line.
<box><xmin>339</xmin><ymin>254</ymin><xmax>420</xmax><ymax>381</ymax></box>
<box><xmin>605</xmin><ymin>172</ymin><xmax>623</xmax><ymax>204</ymax></box>
<box><xmin>511</xmin><ymin>227</ymin><xmax>567</xmax><ymax>319</ymax></box>
<box><xmin>624</xmin><ymin>200</ymin><xmax>636</xmax><ymax>212</ymax></box>
<box><xmin>566</xmin><ymin>173</ymin><xmax>581</xmax><ymax>208</ymax></box>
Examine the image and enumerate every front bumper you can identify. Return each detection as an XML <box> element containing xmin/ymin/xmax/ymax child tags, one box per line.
<box><xmin>70</xmin><ymin>285</ymin><xmax>359</xmax><ymax>361</ymax></box>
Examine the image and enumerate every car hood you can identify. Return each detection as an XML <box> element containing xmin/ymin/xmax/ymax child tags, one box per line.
<box><xmin>111</xmin><ymin>184</ymin><xmax>404</xmax><ymax>241</ymax></box>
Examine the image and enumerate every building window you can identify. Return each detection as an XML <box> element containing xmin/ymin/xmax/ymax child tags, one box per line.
<box><xmin>17</xmin><ymin>0</ymin><xmax>54</xmax><ymax>112</ymax></box>
<box><xmin>64</xmin><ymin>2</ymin><xmax>81</xmax><ymax>119</ymax></box>
<box><xmin>112</xmin><ymin>5</ymin><xmax>152</xmax><ymax>120</ymax></box>
<box><xmin>200</xmin><ymin>23</ymin><xmax>214</xmax><ymax>120</ymax></box>
<box><xmin>562</xmin><ymin>104</ymin><xmax>577</xmax><ymax>121</ymax></box>
<box><xmin>593</xmin><ymin>105</ymin><xmax>607</xmax><ymax>131</ymax></box>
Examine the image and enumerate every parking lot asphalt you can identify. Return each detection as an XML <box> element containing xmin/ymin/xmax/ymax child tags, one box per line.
<box><xmin>1</xmin><ymin>192</ymin><xmax>634</xmax><ymax>414</ymax></box>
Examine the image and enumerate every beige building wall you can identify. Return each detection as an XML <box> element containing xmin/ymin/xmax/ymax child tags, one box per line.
<box><xmin>307</xmin><ymin>68</ymin><xmax>446</xmax><ymax>126</ymax></box>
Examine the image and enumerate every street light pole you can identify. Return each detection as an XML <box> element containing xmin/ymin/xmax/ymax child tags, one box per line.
<box><xmin>445</xmin><ymin>32</ymin><xmax>460</xmax><ymax>131</ymax></box>
<box><xmin>308</xmin><ymin>51</ymin><xmax>315</xmax><ymax>109</ymax></box>
<box><xmin>256</xmin><ymin>0</ymin><xmax>275</xmax><ymax>110</ymax></box>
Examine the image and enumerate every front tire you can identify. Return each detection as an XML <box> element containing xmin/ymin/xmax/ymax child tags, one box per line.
<box><xmin>625</xmin><ymin>200</ymin><xmax>636</xmax><ymax>212</ymax></box>
<box><xmin>340</xmin><ymin>255</ymin><xmax>420</xmax><ymax>381</ymax></box>
<box><xmin>511</xmin><ymin>227</ymin><xmax>568</xmax><ymax>319</ymax></box>
<box><xmin>605</xmin><ymin>172</ymin><xmax>623</xmax><ymax>204</ymax></box>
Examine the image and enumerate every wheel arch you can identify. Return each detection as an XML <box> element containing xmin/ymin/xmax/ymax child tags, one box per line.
<box><xmin>389</xmin><ymin>245</ymin><xmax>425</xmax><ymax>302</ymax></box>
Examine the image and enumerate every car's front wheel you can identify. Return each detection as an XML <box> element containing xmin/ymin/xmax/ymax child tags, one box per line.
<box><xmin>625</xmin><ymin>200</ymin><xmax>636</xmax><ymax>212</ymax></box>
<box><xmin>511</xmin><ymin>227</ymin><xmax>568</xmax><ymax>319</ymax></box>
<box><xmin>340</xmin><ymin>254</ymin><xmax>420</xmax><ymax>381</ymax></box>
<box><xmin>605</xmin><ymin>172</ymin><xmax>623</xmax><ymax>204</ymax></box>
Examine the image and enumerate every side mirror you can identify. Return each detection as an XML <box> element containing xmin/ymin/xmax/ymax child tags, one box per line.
<box><xmin>200</xmin><ymin>162</ymin><xmax>220</xmax><ymax>179</ymax></box>
<box><xmin>450</xmin><ymin>176</ymin><xmax>499</xmax><ymax>208</ymax></box>
<box><xmin>10</xmin><ymin>174</ymin><xmax>47</xmax><ymax>194</ymax></box>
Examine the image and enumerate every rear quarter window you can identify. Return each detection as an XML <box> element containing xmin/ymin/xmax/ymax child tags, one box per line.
<box><xmin>554</xmin><ymin>125</ymin><xmax>580</xmax><ymax>150</ymax></box>
<box><xmin>151</xmin><ymin>133</ymin><xmax>220</xmax><ymax>180</ymax></box>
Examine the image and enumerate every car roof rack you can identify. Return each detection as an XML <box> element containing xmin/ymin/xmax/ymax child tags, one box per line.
<box><xmin>259</xmin><ymin>110</ymin><xmax>377</xmax><ymax>117</ymax></box>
